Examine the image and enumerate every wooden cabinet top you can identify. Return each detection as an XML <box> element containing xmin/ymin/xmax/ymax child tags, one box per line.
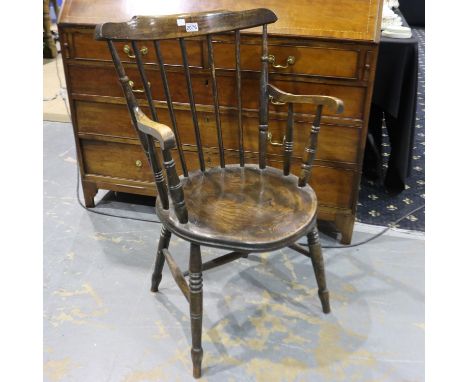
<box><xmin>58</xmin><ymin>0</ymin><xmax>383</xmax><ymax>42</ymax></box>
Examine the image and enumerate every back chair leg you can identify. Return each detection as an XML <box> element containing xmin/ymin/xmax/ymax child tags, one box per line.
<box><xmin>151</xmin><ymin>225</ymin><xmax>171</xmax><ymax>292</ymax></box>
<box><xmin>189</xmin><ymin>243</ymin><xmax>203</xmax><ymax>378</ymax></box>
<box><xmin>307</xmin><ymin>226</ymin><xmax>331</xmax><ymax>314</ymax></box>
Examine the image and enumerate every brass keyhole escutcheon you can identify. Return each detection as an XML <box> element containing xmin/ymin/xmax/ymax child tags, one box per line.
<box><xmin>135</xmin><ymin>159</ymin><xmax>143</xmax><ymax>168</ymax></box>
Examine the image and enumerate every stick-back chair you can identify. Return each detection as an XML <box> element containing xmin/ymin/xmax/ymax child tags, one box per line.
<box><xmin>95</xmin><ymin>8</ymin><xmax>344</xmax><ymax>378</ymax></box>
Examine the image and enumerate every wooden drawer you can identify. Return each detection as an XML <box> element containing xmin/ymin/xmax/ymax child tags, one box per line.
<box><xmin>197</xmin><ymin>151</ymin><xmax>355</xmax><ymax>209</ymax></box>
<box><xmin>81</xmin><ymin>138</ymin><xmax>354</xmax><ymax>209</ymax></box>
<box><xmin>69</xmin><ymin>30</ymin><xmax>203</xmax><ymax>67</ymax></box>
<box><xmin>200</xmin><ymin>152</ymin><xmax>355</xmax><ymax>209</ymax></box>
<box><xmin>196</xmin><ymin>113</ymin><xmax>361</xmax><ymax>164</ymax></box>
<box><xmin>80</xmin><ymin>139</ymin><xmax>253</xmax><ymax>182</ymax></box>
<box><xmin>282</xmin><ymin>159</ymin><xmax>355</xmax><ymax>209</ymax></box>
<box><xmin>69</xmin><ymin>65</ymin><xmax>365</xmax><ymax>119</ymax></box>
<box><xmin>213</xmin><ymin>38</ymin><xmax>361</xmax><ymax>79</ymax></box>
<box><xmin>70</xmin><ymin>30</ymin><xmax>360</xmax><ymax>79</ymax></box>
<box><xmin>76</xmin><ymin>100</ymin><xmax>361</xmax><ymax>164</ymax></box>
<box><xmin>81</xmin><ymin>139</ymin><xmax>153</xmax><ymax>182</ymax></box>
<box><xmin>75</xmin><ymin>100</ymin><xmax>135</xmax><ymax>137</ymax></box>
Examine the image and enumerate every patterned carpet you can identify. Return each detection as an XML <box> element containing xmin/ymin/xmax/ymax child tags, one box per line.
<box><xmin>356</xmin><ymin>28</ymin><xmax>425</xmax><ymax>231</ymax></box>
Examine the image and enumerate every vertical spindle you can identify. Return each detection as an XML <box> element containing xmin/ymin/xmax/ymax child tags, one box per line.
<box><xmin>259</xmin><ymin>25</ymin><xmax>269</xmax><ymax>169</ymax></box>
<box><xmin>154</xmin><ymin>40</ymin><xmax>189</xmax><ymax>177</ymax></box>
<box><xmin>207</xmin><ymin>34</ymin><xmax>225</xmax><ymax>168</ymax></box>
<box><xmin>299</xmin><ymin>105</ymin><xmax>323</xmax><ymax>187</ymax></box>
<box><xmin>235</xmin><ymin>30</ymin><xmax>244</xmax><ymax>166</ymax></box>
<box><xmin>107</xmin><ymin>40</ymin><xmax>169</xmax><ymax>208</ymax></box>
<box><xmin>162</xmin><ymin>149</ymin><xmax>188</xmax><ymax>223</ymax></box>
<box><xmin>284</xmin><ymin>103</ymin><xmax>294</xmax><ymax>175</ymax></box>
<box><xmin>131</xmin><ymin>40</ymin><xmax>158</xmax><ymax>121</ymax></box>
<box><xmin>180</xmin><ymin>38</ymin><xmax>205</xmax><ymax>172</ymax></box>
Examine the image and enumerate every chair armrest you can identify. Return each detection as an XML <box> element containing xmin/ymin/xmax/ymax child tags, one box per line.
<box><xmin>134</xmin><ymin>107</ymin><xmax>176</xmax><ymax>150</ymax></box>
<box><xmin>267</xmin><ymin>84</ymin><xmax>344</xmax><ymax>114</ymax></box>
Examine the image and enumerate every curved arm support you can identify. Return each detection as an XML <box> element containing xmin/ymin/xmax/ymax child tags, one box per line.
<box><xmin>267</xmin><ymin>83</ymin><xmax>344</xmax><ymax>187</ymax></box>
<box><xmin>267</xmin><ymin>84</ymin><xmax>344</xmax><ymax>114</ymax></box>
<box><xmin>135</xmin><ymin>107</ymin><xmax>188</xmax><ymax>223</ymax></box>
<box><xmin>134</xmin><ymin>107</ymin><xmax>176</xmax><ymax>150</ymax></box>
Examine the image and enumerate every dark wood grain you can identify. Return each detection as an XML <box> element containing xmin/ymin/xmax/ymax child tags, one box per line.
<box><xmin>206</xmin><ymin>34</ymin><xmax>225</xmax><ymax>168</ymax></box>
<box><xmin>151</xmin><ymin>225</ymin><xmax>171</xmax><ymax>292</ymax></box>
<box><xmin>183</xmin><ymin>251</ymin><xmax>249</xmax><ymax>277</ymax></box>
<box><xmin>58</xmin><ymin>4</ymin><xmax>384</xmax><ymax>378</ymax></box>
<box><xmin>258</xmin><ymin>24</ymin><xmax>269</xmax><ymax>169</ymax></box>
<box><xmin>163</xmin><ymin>248</ymin><xmax>190</xmax><ymax>302</ymax></box>
<box><xmin>268</xmin><ymin>83</ymin><xmax>344</xmax><ymax>114</ymax></box>
<box><xmin>156</xmin><ymin>165</ymin><xmax>318</xmax><ymax>252</ymax></box>
<box><xmin>307</xmin><ymin>226</ymin><xmax>330</xmax><ymax>313</ymax></box>
<box><xmin>283</xmin><ymin>103</ymin><xmax>294</xmax><ymax>176</ymax></box>
<box><xmin>234</xmin><ymin>30</ymin><xmax>244</xmax><ymax>166</ymax></box>
<box><xmin>95</xmin><ymin>8</ymin><xmax>277</xmax><ymax>41</ymax></box>
<box><xmin>299</xmin><ymin>105</ymin><xmax>323</xmax><ymax>187</ymax></box>
<box><xmin>154</xmin><ymin>40</ymin><xmax>189</xmax><ymax>177</ymax></box>
<box><xmin>180</xmin><ymin>37</ymin><xmax>205</xmax><ymax>171</ymax></box>
<box><xmin>189</xmin><ymin>243</ymin><xmax>203</xmax><ymax>378</ymax></box>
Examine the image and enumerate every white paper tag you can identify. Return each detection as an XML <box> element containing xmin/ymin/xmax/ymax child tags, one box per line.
<box><xmin>185</xmin><ymin>22</ymin><xmax>199</xmax><ymax>32</ymax></box>
<box><xmin>176</xmin><ymin>18</ymin><xmax>185</xmax><ymax>26</ymax></box>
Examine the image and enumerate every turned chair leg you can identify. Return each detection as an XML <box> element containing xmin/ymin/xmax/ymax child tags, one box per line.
<box><xmin>151</xmin><ymin>225</ymin><xmax>171</xmax><ymax>292</ymax></box>
<box><xmin>189</xmin><ymin>243</ymin><xmax>203</xmax><ymax>378</ymax></box>
<box><xmin>307</xmin><ymin>226</ymin><xmax>331</xmax><ymax>314</ymax></box>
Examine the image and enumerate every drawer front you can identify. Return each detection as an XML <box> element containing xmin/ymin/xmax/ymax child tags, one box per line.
<box><xmin>69</xmin><ymin>65</ymin><xmax>365</xmax><ymax>119</ymax></box>
<box><xmin>69</xmin><ymin>30</ymin><xmax>360</xmax><ymax>80</ymax></box>
<box><xmin>201</xmin><ymin>152</ymin><xmax>355</xmax><ymax>209</ymax></box>
<box><xmin>81</xmin><ymin>138</ymin><xmax>354</xmax><ymax>209</ymax></box>
<box><xmin>81</xmin><ymin>140</ymin><xmax>153</xmax><ymax>182</ymax></box>
<box><xmin>195</xmin><ymin>113</ymin><xmax>361</xmax><ymax>164</ymax></box>
<box><xmin>70</xmin><ymin>31</ymin><xmax>203</xmax><ymax>67</ymax></box>
<box><xmin>80</xmin><ymin>140</ymin><xmax>253</xmax><ymax>182</ymax></box>
<box><xmin>213</xmin><ymin>40</ymin><xmax>360</xmax><ymax>79</ymax></box>
<box><xmin>76</xmin><ymin>101</ymin><xmax>135</xmax><ymax>137</ymax></box>
<box><xmin>289</xmin><ymin>160</ymin><xmax>355</xmax><ymax>208</ymax></box>
<box><xmin>76</xmin><ymin>100</ymin><xmax>361</xmax><ymax>164</ymax></box>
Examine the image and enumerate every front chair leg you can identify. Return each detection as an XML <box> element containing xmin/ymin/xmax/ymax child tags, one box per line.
<box><xmin>151</xmin><ymin>225</ymin><xmax>171</xmax><ymax>292</ymax></box>
<box><xmin>189</xmin><ymin>243</ymin><xmax>203</xmax><ymax>378</ymax></box>
<box><xmin>307</xmin><ymin>226</ymin><xmax>331</xmax><ymax>314</ymax></box>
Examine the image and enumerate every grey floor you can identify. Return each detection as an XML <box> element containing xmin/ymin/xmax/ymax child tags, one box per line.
<box><xmin>44</xmin><ymin>121</ymin><xmax>424</xmax><ymax>382</ymax></box>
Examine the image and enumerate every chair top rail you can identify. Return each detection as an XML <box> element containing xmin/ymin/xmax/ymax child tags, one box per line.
<box><xmin>95</xmin><ymin>8</ymin><xmax>277</xmax><ymax>41</ymax></box>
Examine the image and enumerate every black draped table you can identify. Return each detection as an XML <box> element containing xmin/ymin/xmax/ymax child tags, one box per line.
<box><xmin>363</xmin><ymin>9</ymin><xmax>419</xmax><ymax>194</ymax></box>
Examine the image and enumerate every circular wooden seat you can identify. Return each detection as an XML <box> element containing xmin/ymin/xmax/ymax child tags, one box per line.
<box><xmin>156</xmin><ymin>165</ymin><xmax>318</xmax><ymax>251</ymax></box>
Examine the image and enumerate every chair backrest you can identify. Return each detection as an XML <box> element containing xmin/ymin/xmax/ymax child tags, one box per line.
<box><xmin>95</xmin><ymin>8</ymin><xmax>342</xmax><ymax>224</ymax></box>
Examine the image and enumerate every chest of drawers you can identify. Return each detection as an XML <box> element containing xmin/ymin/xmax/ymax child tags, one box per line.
<box><xmin>58</xmin><ymin>0</ymin><xmax>383</xmax><ymax>244</ymax></box>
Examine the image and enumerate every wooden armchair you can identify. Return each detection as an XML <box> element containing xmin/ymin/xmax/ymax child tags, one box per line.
<box><xmin>95</xmin><ymin>8</ymin><xmax>343</xmax><ymax>378</ymax></box>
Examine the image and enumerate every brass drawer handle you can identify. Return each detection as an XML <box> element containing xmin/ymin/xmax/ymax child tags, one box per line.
<box><xmin>123</xmin><ymin>44</ymin><xmax>148</xmax><ymax>59</ymax></box>
<box><xmin>129</xmin><ymin>80</ymin><xmax>150</xmax><ymax>94</ymax></box>
<box><xmin>267</xmin><ymin>54</ymin><xmax>296</xmax><ymax>69</ymax></box>
<box><xmin>135</xmin><ymin>159</ymin><xmax>143</xmax><ymax>168</ymax></box>
<box><xmin>267</xmin><ymin>131</ymin><xmax>285</xmax><ymax>147</ymax></box>
<box><xmin>269</xmin><ymin>95</ymin><xmax>286</xmax><ymax>106</ymax></box>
